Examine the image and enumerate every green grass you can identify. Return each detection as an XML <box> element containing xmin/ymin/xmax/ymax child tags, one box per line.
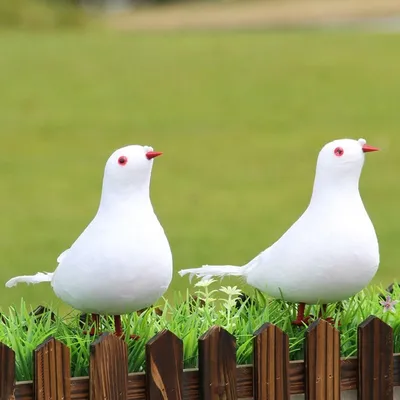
<box><xmin>0</xmin><ymin>28</ymin><xmax>400</xmax><ymax>312</ymax></box>
<box><xmin>1</xmin><ymin>281</ymin><xmax>399</xmax><ymax>380</ymax></box>
<box><xmin>0</xmin><ymin>0</ymin><xmax>87</xmax><ymax>30</ymax></box>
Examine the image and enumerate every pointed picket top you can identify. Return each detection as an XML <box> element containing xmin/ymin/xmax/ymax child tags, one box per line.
<box><xmin>198</xmin><ymin>326</ymin><xmax>237</xmax><ymax>399</ymax></box>
<box><xmin>146</xmin><ymin>328</ymin><xmax>180</xmax><ymax>348</ymax></box>
<box><xmin>146</xmin><ymin>330</ymin><xmax>183</xmax><ymax>400</ymax></box>
<box><xmin>199</xmin><ymin>325</ymin><xmax>235</xmax><ymax>342</ymax></box>
<box><xmin>382</xmin><ymin>282</ymin><xmax>395</xmax><ymax>296</ymax></box>
<box><xmin>0</xmin><ymin>342</ymin><xmax>15</xmax><ymax>400</ymax></box>
<box><xmin>90</xmin><ymin>333</ymin><xmax>128</xmax><ymax>400</ymax></box>
<box><xmin>90</xmin><ymin>331</ymin><xmax>127</xmax><ymax>347</ymax></box>
<box><xmin>253</xmin><ymin>322</ymin><xmax>290</xmax><ymax>400</ymax></box>
<box><xmin>29</xmin><ymin>305</ymin><xmax>56</xmax><ymax>322</ymax></box>
<box><xmin>358</xmin><ymin>314</ymin><xmax>392</xmax><ymax>332</ymax></box>
<box><xmin>358</xmin><ymin>315</ymin><xmax>393</xmax><ymax>400</ymax></box>
<box><xmin>79</xmin><ymin>313</ymin><xmax>90</xmax><ymax>329</ymax></box>
<box><xmin>34</xmin><ymin>337</ymin><xmax>71</xmax><ymax>400</ymax></box>
<box><xmin>305</xmin><ymin>318</ymin><xmax>340</xmax><ymax>400</ymax></box>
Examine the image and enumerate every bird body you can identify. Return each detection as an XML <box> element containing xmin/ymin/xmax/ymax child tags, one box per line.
<box><xmin>179</xmin><ymin>138</ymin><xmax>380</xmax><ymax>311</ymax></box>
<box><xmin>245</xmin><ymin>193</ymin><xmax>378</xmax><ymax>304</ymax></box>
<box><xmin>6</xmin><ymin>145</ymin><xmax>172</xmax><ymax>329</ymax></box>
<box><xmin>51</xmin><ymin>198</ymin><xmax>172</xmax><ymax>315</ymax></box>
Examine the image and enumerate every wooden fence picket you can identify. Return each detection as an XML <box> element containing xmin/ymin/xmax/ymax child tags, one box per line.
<box><xmin>89</xmin><ymin>333</ymin><xmax>128</xmax><ymax>400</ymax></box>
<box><xmin>253</xmin><ymin>322</ymin><xmax>290</xmax><ymax>400</ymax></box>
<box><xmin>198</xmin><ymin>326</ymin><xmax>237</xmax><ymax>400</ymax></box>
<box><xmin>304</xmin><ymin>319</ymin><xmax>340</xmax><ymax>400</ymax></box>
<box><xmin>34</xmin><ymin>337</ymin><xmax>71</xmax><ymax>400</ymax></box>
<box><xmin>0</xmin><ymin>343</ymin><xmax>15</xmax><ymax>400</ymax></box>
<box><xmin>358</xmin><ymin>315</ymin><xmax>393</xmax><ymax>400</ymax></box>
<box><xmin>145</xmin><ymin>329</ymin><xmax>183</xmax><ymax>400</ymax></box>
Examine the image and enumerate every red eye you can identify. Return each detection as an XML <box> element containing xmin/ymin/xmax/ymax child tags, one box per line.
<box><xmin>118</xmin><ymin>156</ymin><xmax>128</xmax><ymax>166</ymax></box>
<box><xmin>334</xmin><ymin>147</ymin><xmax>344</xmax><ymax>157</ymax></box>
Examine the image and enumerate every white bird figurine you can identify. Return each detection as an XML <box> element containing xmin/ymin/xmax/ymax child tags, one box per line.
<box><xmin>179</xmin><ymin>138</ymin><xmax>380</xmax><ymax>325</ymax></box>
<box><xmin>6</xmin><ymin>145</ymin><xmax>173</xmax><ymax>338</ymax></box>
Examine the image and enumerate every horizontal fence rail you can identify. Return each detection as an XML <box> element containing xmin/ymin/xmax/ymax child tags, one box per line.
<box><xmin>0</xmin><ymin>316</ymin><xmax>398</xmax><ymax>400</ymax></box>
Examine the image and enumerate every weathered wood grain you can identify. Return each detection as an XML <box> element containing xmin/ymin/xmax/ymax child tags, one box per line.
<box><xmin>253</xmin><ymin>322</ymin><xmax>290</xmax><ymax>400</ymax></box>
<box><xmin>304</xmin><ymin>319</ymin><xmax>340</xmax><ymax>400</ymax></box>
<box><xmin>198</xmin><ymin>326</ymin><xmax>237</xmax><ymax>399</ymax></box>
<box><xmin>89</xmin><ymin>333</ymin><xmax>128</xmax><ymax>400</ymax></box>
<box><xmin>0</xmin><ymin>343</ymin><xmax>15</xmax><ymax>400</ymax></box>
<box><xmin>34</xmin><ymin>337</ymin><xmax>71</xmax><ymax>400</ymax></box>
<box><xmin>358</xmin><ymin>315</ymin><xmax>393</xmax><ymax>400</ymax></box>
<box><xmin>146</xmin><ymin>329</ymin><xmax>183</xmax><ymax>400</ymax></box>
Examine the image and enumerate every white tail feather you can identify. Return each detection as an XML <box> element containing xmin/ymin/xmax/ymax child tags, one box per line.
<box><xmin>178</xmin><ymin>264</ymin><xmax>244</xmax><ymax>282</ymax></box>
<box><xmin>5</xmin><ymin>272</ymin><xmax>54</xmax><ymax>288</ymax></box>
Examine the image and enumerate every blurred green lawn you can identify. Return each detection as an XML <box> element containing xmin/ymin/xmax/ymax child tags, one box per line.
<box><xmin>1</xmin><ymin>29</ymin><xmax>399</xmax><ymax>312</ymax></box>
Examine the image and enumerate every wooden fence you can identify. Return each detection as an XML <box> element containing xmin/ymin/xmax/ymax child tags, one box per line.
<box><xmin>0</xmin><ymin>315</ymin><xmax>398</xmax><ymax>400</ymax></box>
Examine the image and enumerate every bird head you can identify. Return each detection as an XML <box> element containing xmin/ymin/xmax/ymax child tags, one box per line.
<box><xmin>102</xmin><ymin>145</ymin><xmax>163</xmax><ymax>196</ymax></box>
<box><xmin>312</xmin><ymin>138</ymin><xmax>379</xmax><ymax>194</ymax></box>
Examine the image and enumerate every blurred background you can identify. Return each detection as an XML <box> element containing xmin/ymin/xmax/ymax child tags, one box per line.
<box><xmin>1</xmin><ymin>0</ymin><xmax>400</xmax><ymax>313</ymax></box>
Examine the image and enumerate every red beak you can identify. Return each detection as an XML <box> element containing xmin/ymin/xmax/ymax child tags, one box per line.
<box><xmin>146</xmin><ymin>151</ymin><xmax>163</xmax><ymax>160</ymax></box>
<box><xmin>362</xmin><ymin>144</ymin><xmax>380</xmax><ymax>153</ymax></box>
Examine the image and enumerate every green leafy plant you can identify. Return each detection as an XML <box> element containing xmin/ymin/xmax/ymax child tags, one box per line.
<box><xmin>1</xmin><ymin>281</ymin><xmax>399</xmax><ymax>381</ymax></box>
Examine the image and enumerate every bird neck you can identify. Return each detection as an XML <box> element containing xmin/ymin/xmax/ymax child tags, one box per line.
<box><xmin>308</xmin><ymin>175</ymin><xmax>363</xmax><ymax>212</ymax></box>
<box><xmin>97</xmin><ymin>183</ymin><xmax>153</xmax><ymax>215</ymax></box>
